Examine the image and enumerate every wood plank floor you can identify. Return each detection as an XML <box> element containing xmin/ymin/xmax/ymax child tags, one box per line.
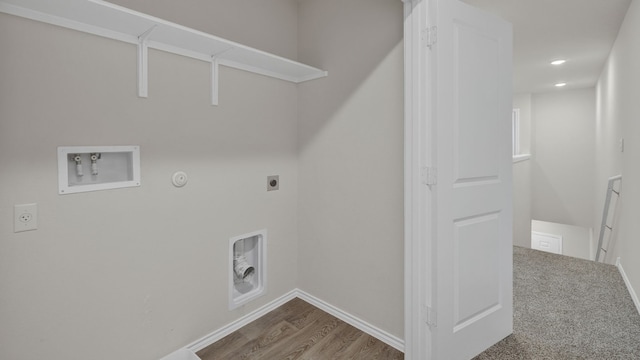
<box><xmin>196</xmin><ymin>298</ymin><xmax>404</xmax><ymax>360</ymax></box>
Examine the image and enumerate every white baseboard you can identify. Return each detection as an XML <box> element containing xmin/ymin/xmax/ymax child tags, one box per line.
<box><xmin>589</xmin><ymin>228</ymin><xmax>595</xmax><ymax>261</ymax></box>
<box><xmin>181</xmin><ymin>288</ymin><xmax>405</xmax><ymax>357</ymax></box>
<box><xmin>616</xmin><ymin>257</ymin><xmax>640</xmax><ymax>315</ymax></box>
<box><xmin>186</xmin><ymin>289</ymin><xmax>298</xmax><ymax>353</ymax></box>
<box><xmin>159</xmin><ymin>348</ymin><xmax>200</xmax><ymax>360</ymax></box>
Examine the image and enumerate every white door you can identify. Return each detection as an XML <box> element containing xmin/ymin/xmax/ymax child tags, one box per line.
<box><xmin>431</xmin><ymin>0</ymin><xmax>513</xmax><ymax>359</ymax></box>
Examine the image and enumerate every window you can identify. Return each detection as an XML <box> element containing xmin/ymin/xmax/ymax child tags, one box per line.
<box><xmin>512</xmin><ymin>108</ymin><xmax>530</xmax><ymax>162</ymax></box>
<box><xmin>512</xmin><ymin>108</ymin><xmax>520</xmax><ymax>157</ymax></box>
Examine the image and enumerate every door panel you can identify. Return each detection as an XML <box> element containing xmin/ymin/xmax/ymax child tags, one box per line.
<box><xmin>454</xmin><ymin>22</ymin><xmax>501</xmax><ymax>183</ymax></box>
<box><xmin>432</xmin><ymin>0</ymin><xmax>513</xmax><ymax>359</ymax></box>
<box><xmin>454</xmin><ymin>212</ymin><xmax>501</xmax><ymax>330</ymax></box>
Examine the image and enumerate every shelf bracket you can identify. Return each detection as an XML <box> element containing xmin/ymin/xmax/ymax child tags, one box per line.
<box><xmin>211</xmin><ymin>55</ymin><xmax>219</xmax><ymax>106</ymax></box>
<box><xmin>210</xmin><ymin>47</ymin><xmax>233</xmax><ymax>106</ymax></box>
<box><xmin>137</xmin><ymin>25</ymin><xmax>157</xmax><ymax>98</ymax></box>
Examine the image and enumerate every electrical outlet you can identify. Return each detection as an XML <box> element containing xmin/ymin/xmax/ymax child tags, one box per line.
<box><xmin>14</xmin><ymin>203</ymin><xmax>38</xmax><ymax>233</ymax></box>
<box><xmin>267</xmin><ymin>175</ymin><xmax>279</xmax><ymax>191</ymax></box>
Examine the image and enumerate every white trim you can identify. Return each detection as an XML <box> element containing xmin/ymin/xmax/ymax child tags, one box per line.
<box><xmin>589</xmin><ymin>228</ymin><xmax>595</xmax><ymax>261</ymax></box>
<box><xmin>404</xmin><ymin>0</ymin><xmax>431</xmax><ymax>359</ymax></box>
<box><xmin>512</xmin><ymin>154</ymin><xmax>531</xmax><ymax>163</ymax></box>
<box><xmin>186</xmin><ymin>289</ymin><xmax>298</xmax><ymax>352</ymax></box>
<box><xmin>182</xmin><ymin>289</ymin><xmax>405</xmax><ymax>356</ymax></box>
<box><xmin>616</xmin><ymin>258</ymin><xmax>640</xmax><ymax>315</ymax></box>
<box><xmin>512</xmin><ymin>108</ymin><xmax>521</xmax><ymax>156</ymax></box>
<box><xmin>159</xmin><ymin>348</ymin><xmax>200</xmax><ymax>360</ymax></box>
<box><xmin>296</xmin><ymin>290</ymin><xmax>405</xmax><ymax>352</ymax></box>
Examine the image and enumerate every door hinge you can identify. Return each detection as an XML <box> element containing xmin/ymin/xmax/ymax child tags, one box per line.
<box><xmin>422</xmin><ymin>26</ymin><xmax>437</xmax><ymax>49</ymax></box>
<box><xmin>424</xmin><ymin>305</ymin><xmax>437</xmax><ymax>328</ymax></box>
<box><xmin>421</xmin><ymin>166</ymin><xmax>437</xmax><ymax>186</ymax></box>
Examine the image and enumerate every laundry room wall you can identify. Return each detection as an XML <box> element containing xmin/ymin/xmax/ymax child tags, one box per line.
<box><xmin>0</xmin><ymin>1</ymin><xmax>301</xmax><ymax>358</ymax></box>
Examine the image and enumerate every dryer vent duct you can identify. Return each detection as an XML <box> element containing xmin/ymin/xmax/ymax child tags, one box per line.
<box><xmin>233</xmin><ymin>239</ymin><xmax>255</xmax><ymax>283</ymax></box>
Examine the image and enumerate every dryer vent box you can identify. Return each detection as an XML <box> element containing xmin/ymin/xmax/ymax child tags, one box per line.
<box><xmin>58</xmin><ymin>146</ymin><xmax>140</xmax><ymax>194</ymax></box>
<box><xmin>229</xmin><ymin>229</ymin><xmax>267</xmax><ymax>310</ymax></box>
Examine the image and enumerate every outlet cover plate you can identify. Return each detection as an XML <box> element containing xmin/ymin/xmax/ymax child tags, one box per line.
<box><xmin>267</xmin><ymin>175</ymin><xmax>279</xmax><ymax>191</ymax></box>
<box><xmin>14</xmin><ymin>203</ymin><xmax>38</xmax><ymax>233</ymax></box>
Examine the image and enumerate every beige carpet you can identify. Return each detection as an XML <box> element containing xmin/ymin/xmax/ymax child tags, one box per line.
<box><xmin>474</xmin><ymin>246</ymin><xmax>640</xmax><ymax>359</ymax></box>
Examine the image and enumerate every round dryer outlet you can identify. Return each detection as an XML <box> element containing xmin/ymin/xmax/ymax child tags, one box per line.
<box><xmin>171</xmin><ymin>171</ymin><xmax>188</xmax><ymax>187</ymax></box>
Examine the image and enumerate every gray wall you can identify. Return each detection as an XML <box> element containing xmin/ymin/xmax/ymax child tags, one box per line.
<box><xmin>596</xmin><ymin>0</ymin><xmax>640</xmax><ymax>296</ymax></box>
<box><xmin>531</xmin><ymin>88</ymin><xmax>596</xmax><ymax>229</ymax></box>
<box><xmin>0</xmin><ymin>3</ymin><xmax>301</xmax><ymax>359</ymax></box>
<box><xmin>297</xmin><ymin>0</ymin><xmax>405</xmax><ymax>339</ymax></box>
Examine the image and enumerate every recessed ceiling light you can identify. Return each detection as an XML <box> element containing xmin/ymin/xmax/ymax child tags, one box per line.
<box><xmin>551</xmin><ymin>59</ymin><xmax>566</xmax><ymax>65</ymax></box>
<box><xmin>555</xmin><ymin>82</ymin><xmax>567</xmax><ymax>87</ymax></box>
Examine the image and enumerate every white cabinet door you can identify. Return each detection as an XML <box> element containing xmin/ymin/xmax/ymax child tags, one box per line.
<box><xmin>432</xmin><ymin>0</ymin><xmax>513</xmax><ymax>359</ymax></box>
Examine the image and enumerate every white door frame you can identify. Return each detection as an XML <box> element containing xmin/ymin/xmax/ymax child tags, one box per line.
<box><xmin>403</xmin><ymin>0</ymin><xmax>432</xmax><ymax>359</ymax></box>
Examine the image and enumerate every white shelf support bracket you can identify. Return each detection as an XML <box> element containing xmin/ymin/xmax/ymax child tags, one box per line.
<box><xmin>209</xmin><ymin>47</ymin><xmax>233</xmax><ymax>106</ymax></box>
<box><xmin>211</xmin><ymin>56</ymin><xmax>219</xmax><ymax>106</ymax></box>
<box><xmin>137</xmin><ymin>25</ymin><xmax>157</xmax><ymax>98</ymax></box>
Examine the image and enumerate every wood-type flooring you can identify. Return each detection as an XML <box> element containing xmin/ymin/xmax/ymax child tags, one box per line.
<box><xmin>196</xmin><ymin>297</ymin><xmax>404</xmax><ymax>360</ymax></box>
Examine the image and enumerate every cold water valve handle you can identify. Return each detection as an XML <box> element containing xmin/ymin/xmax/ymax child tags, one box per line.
<box><xmin>90</xmin><ymin>153</ymin><xmax>101</xmax><ymax>175</ymax></box>
<box><xmin>73</xmin><ymin>154</ymin><xmax>83</xmax><ymax>177</ymax></box>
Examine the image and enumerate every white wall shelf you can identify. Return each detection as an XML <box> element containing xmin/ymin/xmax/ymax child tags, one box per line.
<box><xmin>0</xmin><ymin>0</ymin><xmax>328</xmax><ymax>105</ymax></box>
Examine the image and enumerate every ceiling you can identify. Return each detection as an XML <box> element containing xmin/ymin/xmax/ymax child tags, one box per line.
<box><xmin>461</xmin><ymin>0</ymin><xmax>632</xmax><ymax>94</ymax></box>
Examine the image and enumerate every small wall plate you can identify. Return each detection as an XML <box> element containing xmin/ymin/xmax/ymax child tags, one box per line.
<box><xmin>267</xmin><ymin>175</ymin><xmax>279</xmax><ymax>191</ymax></box>
<box><xmin>172</xmin><ymin>171</ymin><xmax>188</xmax><ymax>187</ymax></box>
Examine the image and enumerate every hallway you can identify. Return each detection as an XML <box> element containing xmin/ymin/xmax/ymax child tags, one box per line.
<box><xmin>475</xmin><ymin>247</ymin><xmax>640</xmax><ymax>359</ymax></box>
